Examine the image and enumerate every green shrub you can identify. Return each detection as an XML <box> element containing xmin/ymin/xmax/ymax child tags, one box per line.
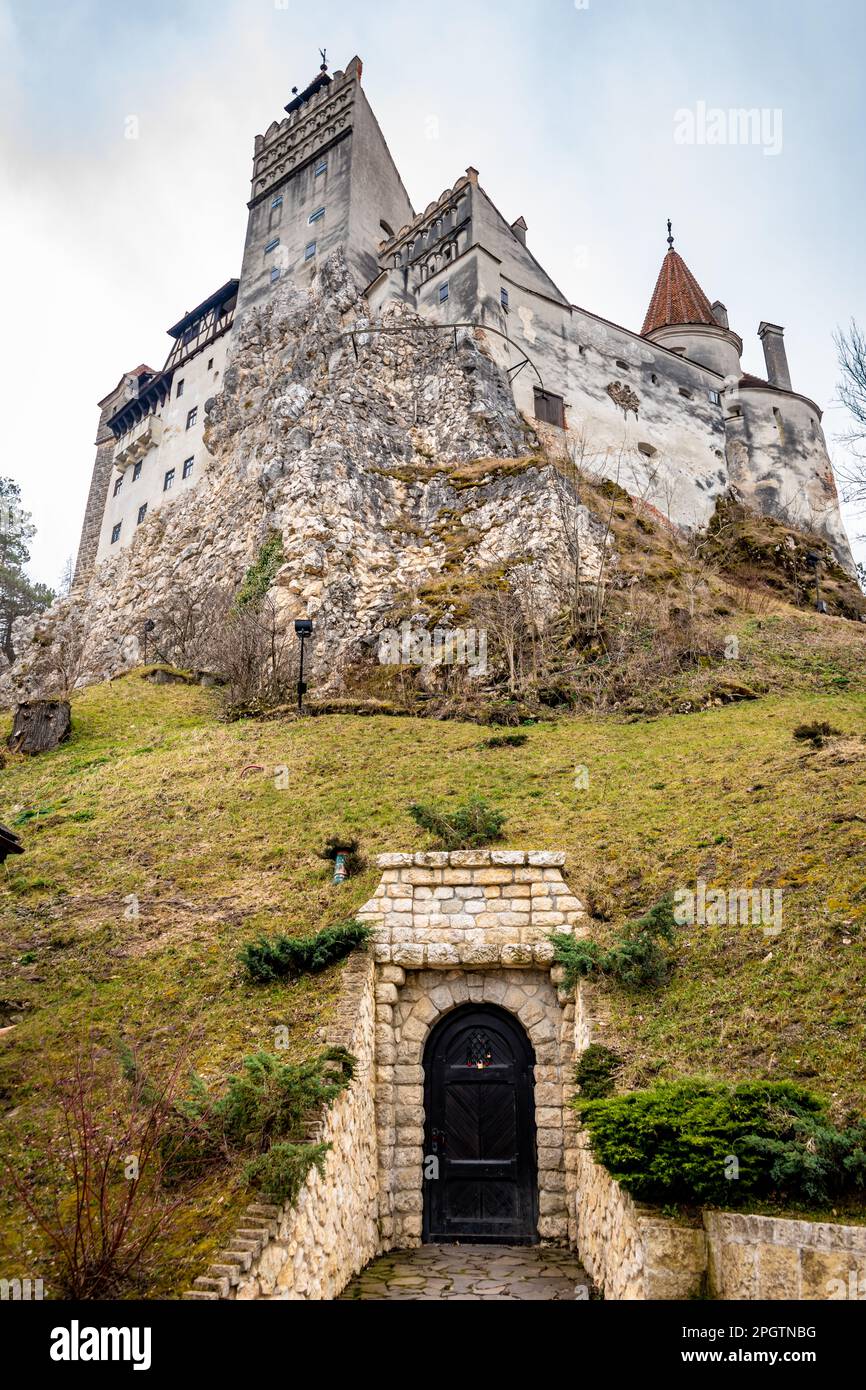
<box><xmin>574</xmin><ymin>1045</ymin><xmax>621</xmax><ymax>1100</ymax></box>
<box><xmin>235</xmin><ymin>533</ymin><xmax>285</xmax><ymax>609</ymax></box>
<box><xmin>244</xmin><ymin>1141</ymin><xmax>331</xmax><ymax>1203</ymax></box>
<box><xmin>551</xmin><ymin>895</ymin><xmax>677</xmax><ymax>990</ymax></box>
<box><xmin>240</xmin><ymin>920</ymin><xmax>370</xmax><ymax>984</ymax></box>
<box><xmin>408</xmin><ymin>796</ymin><xmax>507</xmax><ymax>850</ymax></box>
<box><xmin>576</xmin><ymin>1078</ymin><xmax>866</xmax><ymax>1207</ymax></box>
<box><xmin>160</xmin><ymin>1047</ymin><xmax>355</xmax><ymax>1183</ymax></box>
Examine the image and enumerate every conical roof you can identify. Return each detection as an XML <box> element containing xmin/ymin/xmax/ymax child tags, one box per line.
<box><xmin>641</xmin><ymin>247</ymin><xmax>717</xmax><ymax>336</ymax></box>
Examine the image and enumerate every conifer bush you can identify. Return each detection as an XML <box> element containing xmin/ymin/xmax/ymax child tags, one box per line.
<box><xmin>576</xmin><ymin>1079</ymin><xmax>866</xmax><ymax>1207</ymax></box>
<box><xmin>551</xmin><ymin>895</ymin><xmax>677</xmax><ymax>990</ymax></box>
<box><xmin>240</xmin><ymin>921</ymin><xmax>370</xmax><ymax>984</ymax></box>
<box><xmin>407</xmin><ymin>795</ymin><xmax>507</xmax><ymax>850</ymax></box>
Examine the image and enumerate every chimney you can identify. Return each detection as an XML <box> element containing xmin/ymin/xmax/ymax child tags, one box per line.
<box><xmin>712</xmin><ymin>300</ymin><xmax>729</xmax><ymax>329</ymax></box>
<box><xmin>758</xmin><ymin>322</ymin><xmax>792</xmax><ymax>391</ymax></box>
<box><xmin>511</xmin><ymin>216</ymin><xmax>528</xmax><ymax>246</ymax></box>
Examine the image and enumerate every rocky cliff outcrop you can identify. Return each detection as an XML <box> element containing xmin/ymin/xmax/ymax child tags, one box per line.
<box><xmin>4</xmin><ymin>252</ymin><xmax>607</xmax><ymax>702</ymax></box>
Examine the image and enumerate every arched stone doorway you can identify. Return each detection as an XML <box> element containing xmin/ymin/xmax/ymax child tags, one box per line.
<box><xmin>423</xmin><ymin>1003</ymin><xmax>538</xmax><ymax>1245</ymax></box>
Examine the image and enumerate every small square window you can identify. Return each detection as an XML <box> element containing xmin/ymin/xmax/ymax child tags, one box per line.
<box><xmin>137</xmin><ymin>503</ymin><xmax>148</xmax><ymax>525</ymax></box>
<box><xmin>264</xmin><ymin>237</ymin><xmax>280</xmax><ymax>254</ymax></box>
<box><xmin>708</xmin><ymin>389</ymin><xmax>721</xmax><ymax>405</ymax></box>
<box><xmin>439</xmin><ymin>282</ymin><xmax>450</xmax><ymax>303</ymax></box>
<box><xmin>500</xmin><ymin>287</ymin><xmax>509</xmax><ymax>309</ymax></box>
<box><xmin>177</xmin><ymin>378</ymin><xmax>185</xmax><ymax>398</ymax></box>
<box><xmin>315</xmin><ymin>160</ymin><xmax>327</xmax><ymax>176</ymax></box>
<box><xmin>308</xmin><ymin>207</ymin><xmax>325</xmax><ymax>224</ymax></box>
<box><xmin>183</xmin><ymin>457</ymin><xmax>194</xmax><ymax>480</ymax></box>
<box><xmin>207</xmin><ymin>358</ymin><xmax>214</xmax><ymax>371</ymax></box>
<box><xmin>271</xmin><ymin>194</ymin><xmax>283</xmax><ymax>209</ymax></box>
<box><xmin>304</xmin><ymin>241</ymin><xmax>316</xmax><ymax>261</ymax></box>
<box><xmin>186</xmin><ymin>407</ymin><xmax>197</xmax><ymax>430</ymax></box>
<box><xmin>164</xmin><ymin>469</ymin><xmax>175</xmax><ymax>491</ymax></box>
<box><xmin>132</xmin><ymin>461</ymin><xmax>142</xmax><ymax>481</ymax></box>
<box><xmin>111</xmin><ymin>522</ymin><xmax>121</xmax><ymax>544</ymax></box>
<box><xmin>270</xmin><ymin>266</ymin><xmax>281</xmax><ymax>283</ymax></box>
<box><xmin>113</xmin><ymin>476</ymin><xmax>123</xmax><ymax>497</ymax></box>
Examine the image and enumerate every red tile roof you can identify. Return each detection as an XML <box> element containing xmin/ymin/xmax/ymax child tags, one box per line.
<box><xmin>641</xmin><ymin>248</ymin><xmax>717</xmax><ymax>335</ymax></box>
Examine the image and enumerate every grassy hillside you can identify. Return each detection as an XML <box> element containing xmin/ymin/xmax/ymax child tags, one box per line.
<box><xmin>1</xmin><ymin>615</ymin><xmax>865</xmax><ymax>1293</ymax></box>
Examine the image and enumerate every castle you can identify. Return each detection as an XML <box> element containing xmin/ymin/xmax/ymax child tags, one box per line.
<box><xmin>73</xmin><ymin>51</ymin><xmax>853</xmax><ymax>595</ymax></box>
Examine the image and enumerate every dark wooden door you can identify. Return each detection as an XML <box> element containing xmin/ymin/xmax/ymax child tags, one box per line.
<box><xmin>423</xmin><ymin>1004</ymin><xmax>538</xmax><ymax>1244</ymax></box>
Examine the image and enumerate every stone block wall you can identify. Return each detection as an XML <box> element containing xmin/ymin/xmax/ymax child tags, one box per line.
<box><xmin>705</xmin><ymin>1212</ymin><xmax>866</xmax><ymax>1301</ymax></box>
<box><xmin>185</xmin><ymin>952</ymin><xmax>380</xmax><ymax>1300</ymax></box>
<box><xmin>572</xmin><ymin>1133</ymin><xmax>707</xmax><ymax>1299</ymax></box>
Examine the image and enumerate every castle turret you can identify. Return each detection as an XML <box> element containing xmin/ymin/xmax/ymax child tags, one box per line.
<box><xmin>641</xmin><ymin>223</ymin><xmax>742</xmax><ymax>380</ymax></box>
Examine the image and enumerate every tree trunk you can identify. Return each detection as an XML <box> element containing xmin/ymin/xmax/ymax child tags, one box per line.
<box><xmin>7</xmin><ymin>699</ymin><xmax>72</xmax><ymax>755</ymax></box>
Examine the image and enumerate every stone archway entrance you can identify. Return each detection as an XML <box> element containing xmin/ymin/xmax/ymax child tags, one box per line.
<box><xmin>423</xmin><ymin>1004</ymin><xmax>538</xmax><ymax>1245</ymax></box>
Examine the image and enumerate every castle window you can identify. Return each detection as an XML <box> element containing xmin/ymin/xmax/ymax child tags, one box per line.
<box><xmin>137</xmin><ymin>503</ymin><xmax>148</xmax><ymax>525</ymax></box>
<box><xmin>315</xmin><ymin>160</ymin><xmax>327</xmax><ymax>176</ymax></box>
<box><xmin>183</xmin><ymin>457</ymin><xmax>194</xmax><ymax>480</ymax></box>
<box><xmin>309</xmin><ymin>207</ymin><xmax>325</xmax><ymax>224</ymax></box>
<box><xmin>111</xmin><ymin>522</ymin><xmax>121</xmax><ymax>544</ymax></box>
<box><xmin>534</xmin><ymin>388</ymin><xmax>566</xmax><ymax>428</ymax></box>
<box><xmin>708</xmin><ymin>389</ymin><xmax>721</xmax><ymax>405</ymax></box>
<box><xmin>176</xmin><ymin>379</ymin><xmax>185</xmax><ymax>398</ymax></box>
<box><xmin>773</xmin><ymin>407</ymin><xmax>785</xmax><ymax>443</ymax></box>
<box><xmin>271</xmin><ymin>194</ymin><xmax>283</xmax><ymax>209</ymax></box>
<box><xmin>133</xmin><ymin>461</ymin><xmax>142</xmax><ymax>481</ymax></box>
<box><xmin>439</xmin><ymin>281</ymin><xmax>449</xmax><ymax>303</ymax></box>
<box><xmin>164</xmin><ymin>469</ymin><xmax>175</xmax><ymax>491</ymax></box>
<box><xmin>270</xmin><ymin>266</ymin><xmax>281</xmax><ymax>283</ymax></box>
<box><xmin>651</xmin><ymin>373</ymin><xmax>659</xmax><ymax>384</ymax></box>
<box><xmin>264</xmin><ymin>237</ymin><xmax>280</xmax><ymax>254</ymax></box>
<box><xmin>305</xmin><ymin>241</ymin><xmax>317</xmax><ymax>261</ymax></box>
<box><xmin>207</xmin><ymin>358</ymin><xmax>214</xmax><ymax>371</ymax></box>
<box><xmin>113</xmin><ymin>476</ymin><xmax>123</xmax><ymax>497</ymax></box>
<box><xmin>500</xmin><ymin>287</ymin><xmax>509</xmax><ymax>309</ymax></box>
<box><xmin>186</xmin><ymin>407</ymin><xmax>197</xmax><ymax>430</ymax></box>
<box><xmin>678</xmin><ymin>387</ymin><xmax>692</xmax><ymax>399</ymax></box>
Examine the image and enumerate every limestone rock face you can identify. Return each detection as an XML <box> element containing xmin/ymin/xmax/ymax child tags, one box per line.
<box><xmin>4</xmin><ymin>251</ymin><xmax>608</xmax><ymax>702</ymax></box>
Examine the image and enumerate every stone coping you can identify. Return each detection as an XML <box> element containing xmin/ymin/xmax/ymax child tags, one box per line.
<box><xmin>376</xmin><ymin>850</ymin><xmax>566</xmax><ymax>868</ymax></box>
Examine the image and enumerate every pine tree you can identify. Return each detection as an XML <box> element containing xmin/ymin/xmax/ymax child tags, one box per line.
<box><xmin>0</xmin><ymin>478</ymin><xmax>54</xmax><ymax>662</ymax></box>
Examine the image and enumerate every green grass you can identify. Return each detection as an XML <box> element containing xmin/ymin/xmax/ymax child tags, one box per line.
<box><xmin>1</xmin><ymin>659</ymin><xmax>865</xmax><ymax>1291</ymax></box>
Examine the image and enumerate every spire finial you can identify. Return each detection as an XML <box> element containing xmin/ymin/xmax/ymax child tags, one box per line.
<box><xmin>319</xmin><ymin>47</ymin><xmax>328</xmax><ymax>72</ymax></box>
<box><xmin>667</xmin><ymin>218</ymin><xmax>674</xmax><ymax>251</ymax></box>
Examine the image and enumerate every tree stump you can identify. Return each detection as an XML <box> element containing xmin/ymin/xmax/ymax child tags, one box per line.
<box><xmin>7</xmin><ymin>699</ymin><xmax>72</xmax><ymax>755</ymax></box>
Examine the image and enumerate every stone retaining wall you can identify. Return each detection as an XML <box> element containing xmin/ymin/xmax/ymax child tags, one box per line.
<box><xmin>185</xmin><ymin>951</ymin><xmax>379</xmax><ymax>1300</ymax></box>
<box><xmin>572</xmin><ymin>1133</ymin><xmax>707</xmax><ymax>1299</ymax></box>
<box><xmin>705</xmin><ymin>1211</ymin><xmax>866</xmax><ymax>1301</ymax></box>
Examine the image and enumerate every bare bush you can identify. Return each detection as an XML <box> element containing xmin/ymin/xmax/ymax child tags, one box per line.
<box><xmin>4</xmin><ymin>1040</ymin><xmax>197</xmax><ymax>1299</ymax></box>
<box><xmin>205</xmin><ymin>595</ymin><xmax>298</xmax><ymax>712</ymax></box>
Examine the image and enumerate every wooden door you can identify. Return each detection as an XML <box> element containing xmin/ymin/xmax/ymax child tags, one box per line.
<box><xmin>423</xmin><ymin>1004</ymin><xmax>538</xmax><ymax>1244</ymax></box>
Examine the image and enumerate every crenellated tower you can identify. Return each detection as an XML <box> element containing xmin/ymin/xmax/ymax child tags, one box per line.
<box><xmin>236</xmin><ymin>54</ymin><xmax>414</xmax><ymax>314</ymax></box>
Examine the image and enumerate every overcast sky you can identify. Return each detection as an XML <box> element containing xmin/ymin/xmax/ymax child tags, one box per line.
<box><xmin>2</xmin><ymin>0</ymin><xmax>864</xmax><ymax>586</ymax></box>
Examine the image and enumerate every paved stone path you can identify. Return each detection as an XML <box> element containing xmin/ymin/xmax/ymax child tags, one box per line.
<box><xmin>339</xmin><ymin>1245</ymin><xmax>592</xmax><ymax>1300</ymax></box>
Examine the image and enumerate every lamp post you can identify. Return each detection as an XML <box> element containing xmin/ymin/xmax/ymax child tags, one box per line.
<box><xmin>295</xmin><ymin>618</ymin><xmax>313</xmax><ymax>713</ymax></box>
